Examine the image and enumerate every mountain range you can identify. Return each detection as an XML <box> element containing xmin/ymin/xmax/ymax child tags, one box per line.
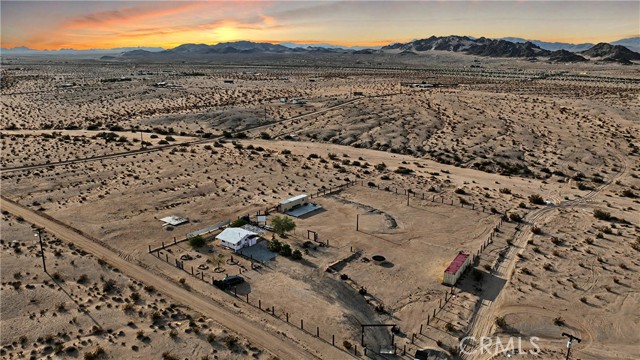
<box><xmin>0</xmin><ymin>46</ymin><xmax>164</xmax><ymax>55</ymax></box>
<box><xmin>379</xmin><ymin>36</ymin><xmax>640</xmax><ymax>63</ymax></box>
<box><xmin>3</xmin><ymin>36</ymin><xmax>639</xmax><ymax>64</ymax></box>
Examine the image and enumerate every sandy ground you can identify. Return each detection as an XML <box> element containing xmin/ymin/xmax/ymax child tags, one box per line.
<box><xmin>0</xmin><ymin>213</ymin><xmax>272</xmax><ymax>360</ymax></box>
<box><xmin>1</xmin><ymin>55</ymin><xmax>639</xmax><ymax>359</ymax></box>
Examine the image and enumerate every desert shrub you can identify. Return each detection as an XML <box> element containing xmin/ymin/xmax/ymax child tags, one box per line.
<box><xmin>577</xmin><ymin>182</ymin><xmax>592</xmax><ymax>191</ymax></box>
<box><xmin>207</xmin><ymin>333</ymin><xmax>216</xmax><ymax>343</ymax></box>
<box><xmin>161</xmin><ymin>353</ymin><xmax>179</xmax><ymax>360</ymax></box>
<box><xmin>165</xmin><ymin>136</ymin><xmax>175</xmax><ymax>142</ymax></box>
<box><xmin>374</xmin><ymin>162</ymin><xmax>386</xmax><ymax>171</ymax></box>
<box><xmin>279</xmin><ymin>243</ymin><xmax>292</xmax><ymax>257</ymax></box>
<box><xmin>77</xmin><ymin>274</ymin><xmax>88</xmax><ymax>284</ymax></box>
<box><xmin>291</xmin><ymin>249</ymin><xmax>303</xmax><ymax>260</ymax></box>
<box><xmin>495</xmin><ymin>316</ymin><xmax>507</xmax><ymax>328</ymax></box>
<box><xmin>509</xmin><ymin>213</ymin><xmax>522</xmax><ymax>222</ymax></box>
<box><xmin>529</xmin><ymin>194</ymin><xmax>545</xmax><ymax>205</ymax></box>
<box><xmin>281</xmin><ymin>149</ymin><xmax>291</xmax><ymax>155</ymax></box>
<box><xmin>593</xmin><ymin>209</ymin><xmax>612</xmax><ymax>221</ymax></box>
<box><xmin>222</xmin><ymin>335</ymin><xmax>238</xmax><ymax>349</ymax></box>
<box><xmin>188</xmin><ymin>235</ymin><xmax>206</xmax><ymax>248</ymax></box>
<box><xmin>83</xmin><ymin>346</ymin><xmax>105</xmax><ymax>360</ymax></box>
<box><xmin>621</xmin><ymin>189</ymin><xmax>637</xmax><ymax>198</ymax></box>
<box><xmin>445</xmin><ymin>323</ymin><xmax>456</xmax><ymax>332</ymax></box>
<box><xmin>130</xmin><ymin>292</ymin><xmax>141</xmax><ymax>302</ymax></box>
<box><xmin>102</xmin><ymin>279</ymin><xmax>117</xmax><ymax>293</ymax></box>
<box><xmin>499</xmin><ymin>188</ymin><xmax>511</xmax><ymax>194</ymax></box>
<box><xmin>268</xmin><ymin>239</ymin><xmax>282</xmax><ymax>253</ymax></box>
<box><xmin>554</xmin><ymin>316</ymin><xmax>565</xmax><ymax>326</ymax></box>
<box><xmin>394</xmin><ymin>167</ymin><xmax>413</xmax><ymax>174</ymax></box>
<box><xmin>260</xmin><ymin>132</ymin><xmax>271</xmax><ymax>140</ymax></box>
<box><xmin>454</xmin><ymin>188</ymin><xmax>466</xmax><ymax>195</ymax></box>
<box><xmin>531</xmin><ymin>226</ymin><xmax>542</xmax><ymax>234</ymax></box>
<box><xmin>230</xmin><ymin>218</ymin><xmax>248</xmax><ymax>227</ymax></box>
<box><xmin>342</xmin><ymin>340</ymin><xmax>352</xmax><ymax>350</ymax></box>
<box><xmin>158</xmin><ymin>140</ymin><xmax>169</xmax><ymax>145</ymax></box>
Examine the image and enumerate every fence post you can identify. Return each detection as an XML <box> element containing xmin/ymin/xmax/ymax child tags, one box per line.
<box><xmin>301</xmin><ymin>319</ymin><xmax>304</xmax><ymax>330</ymax></box>
<box><xmin>165</xmin><ymin>254</ymin><xmax>168</xmax><ymax>262</ymax></box>
<box><xmin>317</xmin><ymin>326</ymin><xmax>319</xmax><ymax>337</ymax></box>
<box><xmin>246</xmin><ymin>293</ymin><xmax>249</xmax><ymax>303</ymax></box>
<box><xmin>259</xmin><ymin>299</ymin><xmax>261</xmax><ymax>309</ymax></box>
<box><xmin>420</xmin><ymin>324</ymin><xmax>423</xmax><ymax>334</ymax></box>
<box><xmin>286</xmin><ymin>313</ymin><xmax>289</xmax><ymax>322</ymax></box>
<box><xmin>332</xmin><ymin>334</ymin><xmax>335</xmax><ymax>346</ymax></box>
<box><xmin>148</xmin><ymin>245</ymin><xmax>151</xmax><ymax>252</ymax></box>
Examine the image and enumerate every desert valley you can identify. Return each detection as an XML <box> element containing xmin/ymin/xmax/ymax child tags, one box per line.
<box><xmin>1</xmin><ymin>34</ymin><xmax>640</xmax><ymax>360</ymax></box>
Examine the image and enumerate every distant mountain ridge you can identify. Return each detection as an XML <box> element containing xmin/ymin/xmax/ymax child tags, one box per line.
<box><xmin>1</xmin><ymin>46</ymin><xmax>165</xmax><ymax>55</ymax></box>
<box><xmin>380</xmin><ymin>35</ymin><xmax>639</xmax><ymax>63</ymax></box>
<box><xmin>579</xmin><ymin>42</ymin><xmax>640</xmax><ymax>64</ymax></box>
<box><xmin>381</xmin><ymin>35</ymin><xmax>552</xmax><ymax>57</ymax></box>
<box><xmin>5</xmin><ymin>36</ymin><xmax>638</xmax><ymax>64</ymax></box>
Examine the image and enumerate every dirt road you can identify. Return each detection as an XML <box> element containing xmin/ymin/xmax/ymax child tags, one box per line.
<box><xmin>0</xmin><ymin>96</ymin><xmax>369</xmax><ymax>173</ymax></box>
<box><xmin>0</xmin><ymin>196</ymin><xmax>352</xmax><ymax>360</ymax></box>
<box><xmin>464</xmin><ymin>154</ymin><xmax>629</xmax><ymax>360</ymax></box>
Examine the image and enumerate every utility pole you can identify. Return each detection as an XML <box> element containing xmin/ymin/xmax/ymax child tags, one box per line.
<box><xmin>562</xmin><ymin>332</ymin><xmax>581</xmax><ymax>360</ymax></box>
<box><xmin>34</xmin><ymin>229</ymin><xmax>47</xmax><ymax>273</ymax></box>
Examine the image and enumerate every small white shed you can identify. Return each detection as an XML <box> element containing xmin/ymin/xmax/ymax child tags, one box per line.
<box><xmin>216</xmin><ymin>228</ymin><xmax>259</xmax><ymax>251</ymax></box>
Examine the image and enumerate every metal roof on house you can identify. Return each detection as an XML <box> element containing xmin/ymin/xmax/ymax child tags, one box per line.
<box><xmin>444</xmin><ymin>252</ymin><xmax>470</xmax><ymax>275</ymax></box>
<box><xmin>159</xmin><ymin>216</ymin><xmax>188</xmax><ymax>226</ymax></box>
<box><xmin>216</xmin><ymin>228</ymin><xmax>257</xmax><ymax>245</ymax></box>
<box><xmin>279</xmin><ymin>194</ymin><xmax>308</xmax><ymax>205</ymax></box>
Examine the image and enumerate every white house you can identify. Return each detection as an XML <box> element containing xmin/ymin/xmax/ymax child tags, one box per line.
<box><xmin>216</xmin><ymin>228</ymin><xmax>259</xmax><ymax>251</ymax></box>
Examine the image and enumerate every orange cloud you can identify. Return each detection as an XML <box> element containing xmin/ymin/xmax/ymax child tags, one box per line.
<box><xmin>62</xmin><ymin>3</ymin><xmax>206</xmax><ymax>30</ymax></box>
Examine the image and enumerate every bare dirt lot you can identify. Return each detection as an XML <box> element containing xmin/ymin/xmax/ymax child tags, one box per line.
<box><xmin>2</xmin><ymin>54</ymin><xmax>639</xmax><ymax>360</ymax></box>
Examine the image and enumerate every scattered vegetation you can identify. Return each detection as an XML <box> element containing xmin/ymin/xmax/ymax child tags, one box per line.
<box><xmin>188</xmin><ymin>235</ymin><xmax>206</xmax><ymax>248</ymax></box>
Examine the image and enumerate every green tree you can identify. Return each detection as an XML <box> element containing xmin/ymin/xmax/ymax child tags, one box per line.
<box><xmin>271</xmin><ymin>215</ymin><xmax>296</xmax><ymax>235</ymax></box>
<box><xmin>188</xmin><ymin>235</ymin><xmax>206</xmax><ymax>248</ymax></box>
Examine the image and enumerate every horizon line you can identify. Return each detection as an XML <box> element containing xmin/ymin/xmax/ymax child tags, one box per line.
<box><xmin>4</xmin><ymin>34</ymin><xmax>639</xmax><ymax>52</ymax></box>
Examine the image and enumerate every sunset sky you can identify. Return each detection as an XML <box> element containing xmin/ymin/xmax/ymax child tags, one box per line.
<box><xmin>2</xmin><ymin>1</ymin><xmax>638</xmax><ymax>50</ymax></box>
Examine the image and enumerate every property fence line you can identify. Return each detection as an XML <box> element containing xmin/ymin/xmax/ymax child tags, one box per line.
<box><xmin>150</xmin><ymin>247</ymin><xmax>372</xmax><ymax>357</ymax></box>
<box><xmin>350</xmin><ymin>180</ymin><xmax>506</xmax><ymax>216</ymax></box>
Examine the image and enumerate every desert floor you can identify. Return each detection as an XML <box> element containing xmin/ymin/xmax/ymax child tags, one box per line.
<box><xmin>1</xmin><ymin>54</ymin><xmax>639</xmax><ymax>360</ymax></box>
